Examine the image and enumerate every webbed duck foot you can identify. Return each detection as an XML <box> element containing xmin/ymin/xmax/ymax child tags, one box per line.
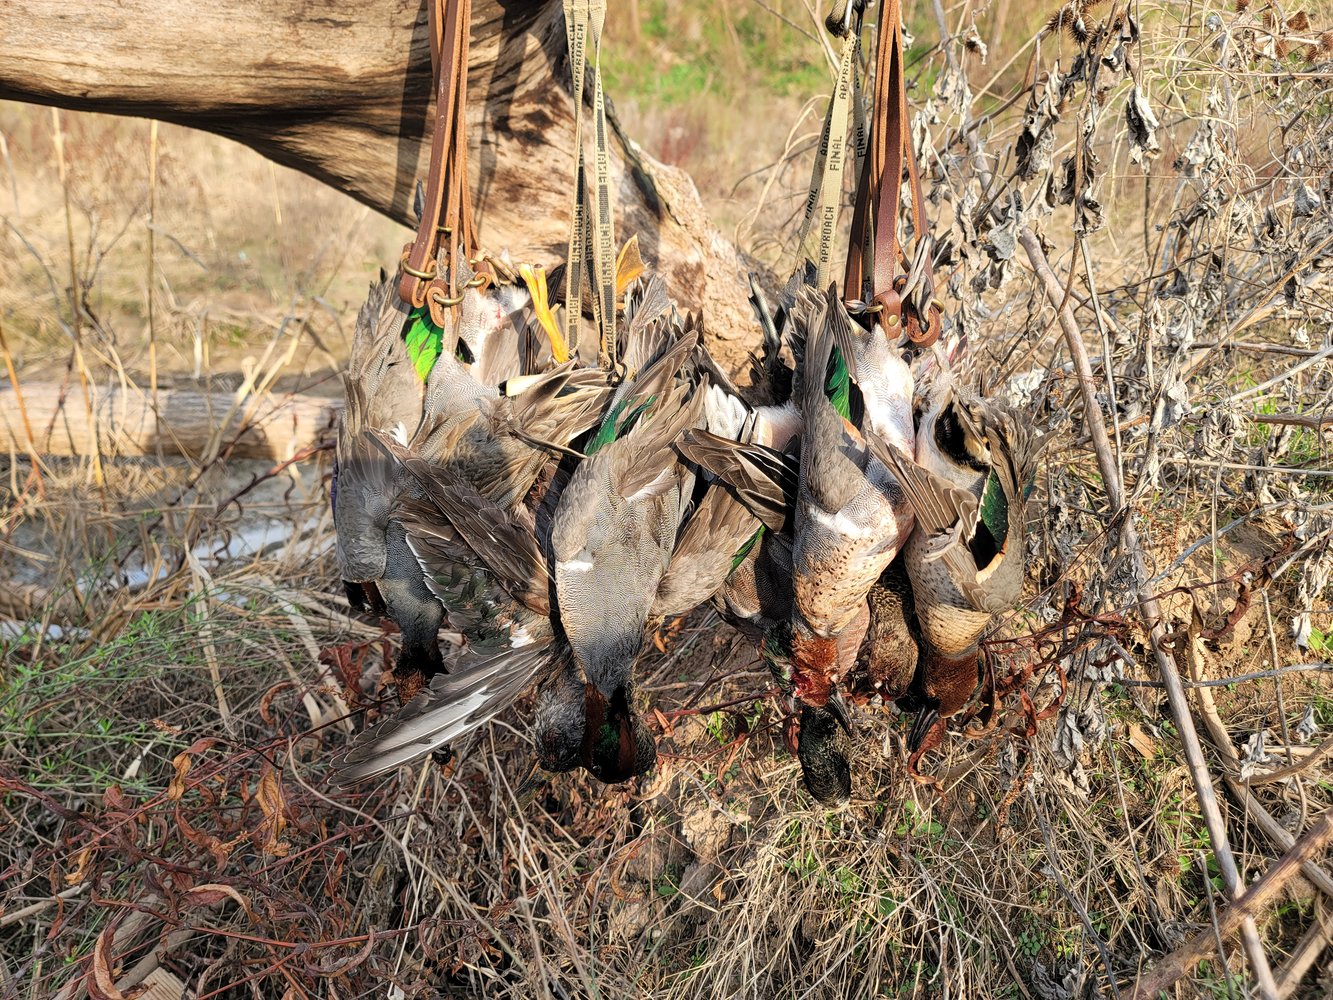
<box><xmin>907</xmin><ymin>704</ymin><xmax>940</xmax><ymax>753</ymax></box>
<box><xmin>781</xmin><ymin>712</ymin><xmax>801</xmax><ymax>757</ymax></box>
<box><xmin>431</xmin><ymin>746</ymin><xmax>455</xmax><ymax>769</ymax></box>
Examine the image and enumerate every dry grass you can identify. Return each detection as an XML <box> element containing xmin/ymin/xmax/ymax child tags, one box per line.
<box><xmin>3</xmin><ymin>0</ymin><xmax>1333</xmax><ymax>997</ymax></box>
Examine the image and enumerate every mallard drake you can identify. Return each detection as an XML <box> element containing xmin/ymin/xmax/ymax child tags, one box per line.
<box><xmin>677</xmin><ymin>427</ymin><xmax>865</xmax><ymax>805</ymax></box>
<box><xmin>786</xmin><ymin>284</ymin><xmax>916</xmax><ymax>711</ymax></box>
<box><xmin>872</xmin><ymin>378</ymin><xmax>1045</xmax><ymax>759</ymax></box>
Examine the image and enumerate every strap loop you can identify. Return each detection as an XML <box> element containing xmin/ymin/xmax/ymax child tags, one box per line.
<box><xmin>398</xmin><ymin>0</ymin><xmax>478</xmax><ymax>313</ymax></box>
<box><xmin>842</xmin><ymin>0</ymin><xmax>942</xmax><ymax>347</ymax></box>
<box><xmin>399</xmin><ymin>253</ymin><xmax>440</xmax><ymax>282</ymax></box>
<box><xmin>794</xmin><ymin>24</ymin><xmax>861</xmax><ymax>285</ymax></box>
<box><xmin>562</xmin><ymin>0</ymin><xmax>616</xmax><ymax>367</ymax></box>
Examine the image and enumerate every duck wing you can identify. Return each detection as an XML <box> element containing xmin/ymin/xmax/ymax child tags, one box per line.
<box><xmin>331</xmin><ymin>631</ymin><xmax>558</xmax><ymax>785</ymax></box>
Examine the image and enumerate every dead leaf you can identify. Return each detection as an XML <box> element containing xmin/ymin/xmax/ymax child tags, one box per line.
<box><xmin>256</xmin><ymin>766</ymin><xmax>290</xmax><ymax>857</ymax></box>
<box><xmin>89</xmin><ymin>922</ymin><xmax>145</xmax><ymax>1000</ymax></box>
<box><xmin>166</xmin><ymin>738</ymin><xmax>218</xmax><ymax>802</ymax></box>
<box><xmin>652</xmin><ymin>616</ymin><xmax>684</xmax><ymax>653</ymax></box>
<box><xmin>174</xmin><ymin>806</ymin><xmax>240</xmax><ymax>867</ymax></box>
<box><xmin>138</xmin><ymin>968</ymin><xmax>186</xmax><ymax>1000</ymax></box>
<box><xmin>186</xmin><ymin>883</ymin><xmax>255</xmax><ymax>921</ymax></box>
<box><xmin>65</xmin><ymin>846</ymin><xmax>94</xmax><ymax>885</ymax></box>
<box><xmin>1127</xmin><ymin>723</ymin><xmax>1157</xmax><ymax>760</ymax></box>
<box><xmin>166</xmin><ymin>754</ymin><xmax>191</xmax><ymax>802</ymax></box>
<box><xmin>652</xmin><ymin>707</ymin><xmax>674</xmax><ymax>737</ymax></box>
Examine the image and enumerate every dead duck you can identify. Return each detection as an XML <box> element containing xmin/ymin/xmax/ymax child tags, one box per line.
<box><xmin>549</xmin><ymin>320</ymin><xmax>705</xmax><ymax>781</ymax></box>
<box><xmin>872</xmin><ymin>377</ymin><xmax>1045</xmax><ymax>766</ymax></box>
<box><xmin>676</xmin><ymin>423</ymin><xmax>862</xmax><ymax>805</ymax></box>
<box><xmin>333</xmin><ymin>264</ymin><xmax>603</xmax><ymax>706</ymax></box>
<box><xmin>785</xmin><ymin>284</ymin><xmax>916</xmax><ymax>715</ymax></box>
<box><xmin>333</xmin><ymin>276</ymin><xmax>456</xmax><ymax>704</ymax></box>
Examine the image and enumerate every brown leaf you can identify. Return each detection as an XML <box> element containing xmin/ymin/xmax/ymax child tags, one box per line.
<box><xmin>652</xmin><ymin>707</ymin><xmax>674</xmax><ymax>737</ymax></box>
<box><xmin>258</xmin><ymin>682</ymin><xmax>294</xmax><ymax>729</ymax></box>
<box><xmin>173</xmin><ymin>806</ymin><xmax>239</xmax><ymax>867</ymax></box>
<box><xmin>103</xmin><ymin>785</ymin><xmax>130</xmax><ymax>812</ymax></box>
<box><xmin>166</xmin><ymin>738</ymin><xmax>218</xmax><ymax>802</ymax></box>
<box><xmin>1127</xmin><ymin>723</ymin><xmax>1158</xmax><ymax>760</ymax></box>
<box><xmin>186</xmin><ymin>883</ymin><xmax>255</xmax><ymax>921</ymax></box>
<box><xmin>88</xmin><ymin>923</ymin><xmax>146</xmax><ymax>1000</ymax></box>
<box><xmin>65</xmin><ymin>846</ymin><xmax>94</xmax><ymax>886</ymax></box>
<box><xmin>256</xmin><ymin>766</ymin><xmax>290</xmax><ymax>857</ymax></box>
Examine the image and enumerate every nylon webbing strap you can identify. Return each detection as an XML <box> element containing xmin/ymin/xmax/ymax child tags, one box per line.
<box><xmin>563</xmin><ymin>0</ymin><xmax>617</xmax><ymax>368</ymax></box>
<box><xmin>794</xmin><ymin>27</ymin><xmax>860</xmax><ymax>286</ymax></box>
<box><xmin>398</xmin><ymin>0</ymin><xmax>482</xmax><ymax>324</ymax></box>
<box><xmin>843</xmin><ymin>0</ymin><xmax>940</xmax><ymax>345</ymax></box>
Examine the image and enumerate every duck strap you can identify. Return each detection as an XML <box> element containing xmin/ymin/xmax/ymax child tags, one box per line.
<box><xmin>398</xmin><ymin>0</ymin><xmax>485</xmax><ymax>325</ymax></box>
<box><xmin>843</xmin><ymin>0</ymin><xmax>941</xmax><ymax>346</ymax></box>
<box><xmin>794</xmin><ymin>15</ymin><xmax>861</xmax><ymax>286</ymax></box>
<box><xmin>563</xmin><ymin>0</ymin><xmax>617</xmax><ymax>369</ymax></box>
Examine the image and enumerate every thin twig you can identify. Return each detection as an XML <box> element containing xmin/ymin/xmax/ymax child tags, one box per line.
<box><xmin>1018</xmin><ymin>223</ymin><xmax>1279</xmax><ymax>998</ymax></box>
<box><xmin>1030</xmin><ymin>789</ymin><xmax>1124</xmax><ymax>999</ymax></box>
<box><xmin>1184</xmin><ymin>626</ymin><xmax>1333</xmax><ymax>901</ymax></box>
<box><xmin>1115</xmin><ymin>661</ymin><xmax>1333</xmax><ymax>690</ymax></box>
<box><xmin>1273</xmin><ymin>909</ymin><xmax>1331</xmax><ymax>999</ymax></box>
<box><xmin>1131</xmin><ymin>811</ymin><xmax>1333</xmax><ymax>1000</ymax></box>
<box><xmin>0</xmin><ymin>884</ymin><xmax>88</xmax><ymax>929</ymax></box>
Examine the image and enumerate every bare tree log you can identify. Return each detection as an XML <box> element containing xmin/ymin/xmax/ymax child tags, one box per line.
<box><xmin>0</xmin><ymin>0</ymin><xmax>758</xmax><ymax>368</ymax></box>
<box><xmin>0</xmin><ymin>381</ymin><xmax>339</xmax><ymax>461</ymax></box>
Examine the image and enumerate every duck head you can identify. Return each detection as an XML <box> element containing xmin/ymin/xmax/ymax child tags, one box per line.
<box><xmin>582</xmin><ymin>684</ymin><xmax>657</xmax><ymax>784</ymax></box>
<box><xmin>787</xmin><ymin>619</ymin><xmax>841</xmax><ymax>708</ymax></box>
<box><xmin>795</xmin><ymin>704</ymin><xmax>852</xmax><ymax>804</ymax></box>
<box><xmin>533</xmin><ymin>664</ymin><xmax>587</xmax><ymax>773</ymax></box>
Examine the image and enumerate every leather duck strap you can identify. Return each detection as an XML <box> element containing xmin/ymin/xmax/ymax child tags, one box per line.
<box><xmin>398</xmin><ymin>0</ymin><xmax>483</xmax><ymax>322</ymax></box>
<box><xmin>843</xmin><ymin>0</ymin><xmax>940</xmax><ymax>345</ymax></box>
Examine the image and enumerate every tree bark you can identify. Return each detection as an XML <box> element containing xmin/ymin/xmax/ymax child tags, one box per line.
<box><xmin>0</xmin><ymin>0</ymin><xmax>757</xmax><ymax>370</ymax></box>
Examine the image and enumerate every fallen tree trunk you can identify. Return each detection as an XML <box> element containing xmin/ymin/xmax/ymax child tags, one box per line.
<box><xmin>0</xmin><ymin>381</ymin><xmax>340</xmax><ymax>461</ymax></box>
<box><xmin>0</xmin><ymin>0</ymin><xmax>757</xmax><ymax>365</ymax></box>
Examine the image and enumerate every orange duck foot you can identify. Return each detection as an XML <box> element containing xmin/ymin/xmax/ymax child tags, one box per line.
<box><xmin>782</xmin><ymin>712</ymin><xmax>801</xmax><ymax>756</ymax></box>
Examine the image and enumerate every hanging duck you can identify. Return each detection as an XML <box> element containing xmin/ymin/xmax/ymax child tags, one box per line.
<box><xmin>873</xmin><ymin>377</ymin><xmax>1046</xmax><ymax>772</ymax></box>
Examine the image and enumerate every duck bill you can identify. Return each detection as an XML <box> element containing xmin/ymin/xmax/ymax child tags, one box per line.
<box><xmin>826</xmin><ymin>689</ymin><xmax>853</xmax><ymax>736</ymax></box>
<box><xmin>908</xmin><ymin>704</ymin><xmax>940</xmax><ymax>752</ymax></box>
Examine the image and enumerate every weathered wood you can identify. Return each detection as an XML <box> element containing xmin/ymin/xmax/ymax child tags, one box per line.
<box><xmin>0</xmin><ymin>382</ymin><xmax>340</xmax><ymax>461</ymax></box>
<box><xmin>0</xmin><ymin>0</ymin><xmax>758</xmax><ymax>367</ymax></box>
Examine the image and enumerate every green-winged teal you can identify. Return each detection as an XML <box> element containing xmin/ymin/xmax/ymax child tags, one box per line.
<box><xmin>874</xmin><ymin>377</ymin><xmax>1045</xmax><ymax>760</ymax></box>
<box><xmin>334</xmin><ymin>276</ymin><xmax>452</xmax><ymax>704</ymax></box>
<box><xmin>786</xmin><ymin>284</ymin><xmax>916</xmax><ymax>712</ymax></box>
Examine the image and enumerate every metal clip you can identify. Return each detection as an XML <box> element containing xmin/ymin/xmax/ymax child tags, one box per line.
<box><xmin>400</xmin><ymin>251</ymin><xmax>439</xmax><ymax>282</ymax></box>
<box><xmin>825</xmin><ymin>0</ymin><xmax>864</xmax><ymax>36</ymax></box>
